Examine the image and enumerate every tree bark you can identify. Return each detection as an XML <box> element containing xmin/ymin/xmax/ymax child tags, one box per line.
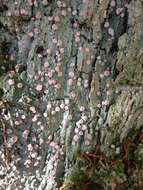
<box><xmin>0</xmin><ymin>0</ymin><xmax>143</xmax><ymax>189</ymax></box>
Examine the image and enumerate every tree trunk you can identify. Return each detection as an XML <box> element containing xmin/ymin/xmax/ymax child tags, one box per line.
<box><xmin>0</xmin><ymin>0</ymin><xmax>143</xmax><ymax>189</ymax></box>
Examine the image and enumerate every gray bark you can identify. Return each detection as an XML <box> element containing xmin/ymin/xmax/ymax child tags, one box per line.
<box><xmin>0</xmin><ymin>0</ymin><xmax>143</xmax><ymax>189</ymax></box>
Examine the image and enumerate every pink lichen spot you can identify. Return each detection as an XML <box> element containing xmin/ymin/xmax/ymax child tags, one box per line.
<box><xmin>23</xmin><ymin>130</ymin><xmax>29</xmax><ymax>139</ymax></box>
<box><xmin>27</xmin><ymin>31</ymin><xmax>34</xmax><ymax>38</ymax></box>
<box><xmin>79</xmin><ymin>46</ymin><xmax>83</xmax><ymax>51</ymax></box>
<box><xmin>73</xmin><ymin>22</ymin><xmax>78</xmax><ymax>28</ymax></box>
<box><xmin>86</xmin><ymin>60</ymin><xmax>91</xmax><ymax>65</ymax></box>
<box><xmin>102</xmin><ymin>100</ymin><xmax>109</xmax><ymax>106</ymax></box>
<box><xmin>12</xmin><ymin>135</ymin><xmax>18</xmax><ymax>144</ymax></box>
<box><xmin>17</xmin><ymin>83</ymin><xmax>23</xmax><ymax>88</ymax></box>
<box><xmin>34</xmin><ymin>28</ymin><xmax>40</xmax><ymax>34</ymax></box>
<box><xmin>64</xmin><ymin>105</ymin><xmax>68</xmax><ymax>110</ymax></box>
<box><xmin>68</xmin><ymin>71</ymin><xmax>74</xmax><ymax>78</ymax></box>
<box><xmin>87</xmin><ymin>134</ymin><xmax>92</xmax><ymax>140</ymax></box>
<box><xmin>79</xmin><ymin>119</ymin><xmax>84</xmax><ymax>125</ymax></box>
<box><xmin>75</xmin><ymin>36</ymin><xmax>80</xmax><ymax>43</ymax></box>
<box><xmin>39</xmin><ymin>138</ymin><xmax>44</xmax><ymax>145</ymax></box>
<box><xmin>110</xmin><ymin>0</ymin><xmax>116</xmax><ymax>7</ymax></box>
<box><xmin>104</xmin><ymin>70</ymin><xmax>110</xmax><ymax>76</ymax></box>
<box><xmin>34</xmin><ymin>75</ymin><xmax>39</xmax><ymax>80</ymax></box>
<box><xmin>7</xmin><ymin>11</ymin><xmax>12</xmax><ymax>16</ymax></box>
<box><xmin>58</xmin><ymin>71</ymin><xmax>63</xmax><ymax>77</ymax></box>
<box><xmin>67</xmin><ymin>7</ymin><xmax>72</xmax><ymax>12</ymax></box>
<box><xmin>55</xmin><ymin>66</ymin><xmax>60</xmax><ymax>72</ymax></box>
<box><xmin>52</xmin><ymin>38</ymin><xmax>58</xmax><ymax>44</ymax></box>
<box><xmin>121</xmin><ymin>13</ymin><xmax>124</xmax><ymax>18</ymax></box>
<box><xmin>54</xmin><ymin>16</ymin><xmax>60</xmax><ymax>22</ymax></box>
<box><xmin>48</xmin><ymin>71</ymin><xmax>53</xmax><ymax>78</ymax></box>
<box><xmin>84</xmin><ymin>80</ymin><xmax>89</xmax><ymax>88</ymax></box>
<box><xmin>104</xmin><ymin>22</ymin><xmax>109</xmax><ymax>28</ymax></box>
<box><xmin>68</xmin><ymin>79</ymin><xmax>73</xmax><ymax>86</ymax></box>
<box><xmin>99</xmin><ymin>73</ymin><xmax>104</xmax><ymax>78</ymax></box>
<box><xmin>29</xmin><ymin>106</ymin><xmax>36</xmax><ymax>113</ymax></box>
<box><xmin>104</xmin><ymin>100</ymin><xmax>110</xmax><ymax>106</ymax></box>
<box><xmin>36</xmin><ymin>84</ymin><xmax>43</xmax><ymax>91</ymax></box>
<box><xmin>82</xmin><ymin>0</ymin><xmax>89</xmax><ymax>3</ymax></box>
<box><xmin>15</xmin><ymin>120</ymin><xmax>20</xmax><ymax>125</ymax></box>
<box><xmin>97</xmin><ymin>91</ymin><xmax>101</xmax><ymax>96</ymax></box>
<box><xmin>35</xmin><ymin>12</ymin><xmax>42</xmax><ymax>19</ymax></box>
<box><xmin>107</xmin><ymin>90</ymin><xmax>112</xmax><ymax>96</ymax></box>
<box><xmin>108</xmin><ymin>28</ymin><xmax>114</xmax><ymax>36</ymax></box>
<box><xmin>41</xmin><ymin>77</ymin><xmax>44</xmax><ymax>82</ymax></box>
<box><xmin>31</xmin><ymin>152</ymin><xmax>38</xmax><ymax>158</ymax></box>
<box><xmin>34</xmin><ymin>161</ymin><xmax>39</xmax><ymax>166</ymax></box>
<box><xmin>74</xmin><ymin>128</ymin><xmax>79</xmax><ymax>134</ymax></box>
<box><xmin>48</xmin><ymin>79</ymin><xmax>53</xmax><ymax>85</ymax></box>
<box><xmin>55</xmin><ymin>106</ymin><xmax>60</xmax><ymax>112</ymax></box>
<box><xmin>51</xmin><ymin>110</ymin><xmax>56</xmax><ymax>115</ymax></box>
<box><xmin>77</xmin><ymin>80</ymin><xmax>81</xmax><ymax>86</ymax></box>
<box><xmin>51</xmin><ymin>79</ymin><xmax>57</xmax><ymax>85</ymax></box>
<box><xmin>42</xmin><ymin>0</ymin><xmax>48</xmax><ymax>5</ymax></box>
<box><xmin>8</xmin><ymin>79</ymin><xmax>15</xmax><ymax>86</ymax></box>
<box><xmin>106</xmin><ymin>83</ymin><xmax>110</xmax><ymax>88</ymax></box>
<box><xmin>116</xmin><ymin>8</ymin><xmax>123</xmax><ymax>15</ymax></box>
<box><xmin>20</xmin><ymin>9</ymin><xmax>28</xmax><ymax>16</ymax></box>
<box><xmin>21</xmin><ymin>115</ymin><xmax>26</xmax><ymax>120</ymax></box>
<box><xmin>72</xmin><ymin>10</ymin><xmax>77</xmax><ymax>16</ymax></box>
<box><xmin>14</xmin><ymin>10</ymin><xmax>20</xmax><ymax>16</ymax></box>
<box><xmin>55</xmin><ymin>83</ymin><xmax>61</xmax><ymax>89</ymax></box>
<box><xmin>33</xmin><ymin>0</ymin><xmax>38</xmax><ymax>7</ymax></box>
<box><xmin>60</xmin><ymin>103</ymin><xmax>65</xmax><ymax>109</ymax></box>
<box><xmin>27</xmin><ymin>97</ymin><xmax>32</xmax><ymax>103</ymax></box>
<box><xmin>57</xmin><ymin>1</ymin><xmax>62</xmax><ymax>7</ymax></box>
<box><xmin>62</xmin><ymin>2</ymin><xmax>66</xmax><ymax>8</ymax></box>
<box><xmin>70</xmin><ymin>91</ymin><xmax>76</xmax><ymax>98</ymax></box>
<box><xmin>82</xmin><ymin>125</ymin><xmax>87</xmax><ymax>131</ymax></box>
<box><xmin>43</xmin><ymin>112</ymin><xmax>48</xmax><ymax>117</ymax></box>
<box><xmin>27</xmin><ymin>0</ymin><xmax>33</xmax><ymax>6</ymax></box>
<box><xmin>44</xmin><ymin>89</ymin><xmax>49</xmax><ymax>94</ymax></box>
<box><xmin>85</xmin><ymin>140</ymin><xmax>90</xmax><ymax>146</ymax></box>
<box><xmin>48</xmin><ymin>16</ymin><xmax>53</xmax><ymax>21</ymax></box>
<box><xmin>59</xmin><ymin>48</ymin><xmax>64</xmax><ymax>54</ymax></box>
<box><xmin>85</xmin><ymin>47</ymin><xmax>90</xmax><ymax>53</ymax></box>
<box><xmin>24</xmin><ymin>159</ymin><xmax>32</xmax><ymax>166</ymax></box>
<box><xmin>65</xmin><ymin>99</ymin><xmax>70</xmax><ymax>105</ymax></box>
<box><xmin>73</xmin><ymin>135</ymin><xmax>79</xmax><ymax>142</ymax></box>
<box><xmin>97</xmin><ymin>103</ymin><xmax>101</xmax><ymax>108</ymax></box>
<box><xmin>80</xmin><ymin>106</ymin><xmax>85</xmax><ymax>112</ymax></box>
<box><xmin>76</xmin><ymin>31</ymin><xmax>80</xmax><ymax>36</ymax></box>
<box><xmin>37</xmin><ymin>54</ymin><xmax>43</xmax><ymax>58</ymax></box>
<box><xmin>57</xmin><ymin>40</ymin><xmax>63</xmax><ymax>46</ymax></box>
<box><xmin>79</xmin><ymin>131</ymin><xmax>83</xmax><ymax>136</ymax></box>
<box><xmin>27</xmin><ymin>144</ymin><xmax>33</xmax><ymax>151</ymax></box>
<box><xmin>61</xmin><ymin>10</ymin><xmax>67</xmax><ymax>16</ymax></box>
<box><xmin>68</xmin><ymin>115</ymin><xmax>72</xmax><ymax>120</ymax></box>
<box><xmin>52</xmin><ymin>24</ymin><xmax>58</xmax><ymax>31</ymax></box>
<box><xmin>44</xmin><ymin>61</ymin><xmax>49</xmax><ymax>68</ymax></box>
<box><xmin>47</xmin><ymin>48</ymin><xmax>52</xmax><ymax>55</ymax></box>
<box><xmin>32</xmin><ymin>115</ymin><xmax>38</xmax><ymax>122</ymax></box>
<box><xmin>82</xmin><ymin>115</ymin><xmax>88</xmax><ymax>121</ymax></box>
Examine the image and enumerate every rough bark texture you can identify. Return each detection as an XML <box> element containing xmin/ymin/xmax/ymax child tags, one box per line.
<box><xmin>0</xmin><ymin>0</ymin><xmax>143</xmax><ymax>189</ymax></box>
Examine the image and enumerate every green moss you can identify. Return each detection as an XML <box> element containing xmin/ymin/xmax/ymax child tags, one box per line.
<box><xmin>135</xmin><ymin>144</ymin><xmax>143</xmax><ymax>168</ymax></box>
<box><xmin>110</xmin><ymin>163</ymin><xmax>125</xmax><ymax>178</ymax></box>
<box><xmin>118</xmin><ymin>78</ymin><xmax>130</xmax><ymax>85</ymax></box>
<box><xmin>0</xmin><ymin>40</ymin><xmax>16</xmax><ymax>75</ymax></box>
<box><xmin>0</xmin><ymin>15</ymin><xmax>29</xmax><ymax>33</ymax></box>
<box><xmin>68</xmin><ymin>169</ymin><xmax>86</xmax><ymax>187</ymax></box>
<box><xmin>65</xmin><ymin>160</ymin><xmax>89</xmax><ymax>190</ymax></box>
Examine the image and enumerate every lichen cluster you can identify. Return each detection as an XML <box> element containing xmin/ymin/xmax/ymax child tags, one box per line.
<box><xmin>0</xmin><ymin>0</ymin><xmax>143</xmax><ymax>189</ymax></box>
